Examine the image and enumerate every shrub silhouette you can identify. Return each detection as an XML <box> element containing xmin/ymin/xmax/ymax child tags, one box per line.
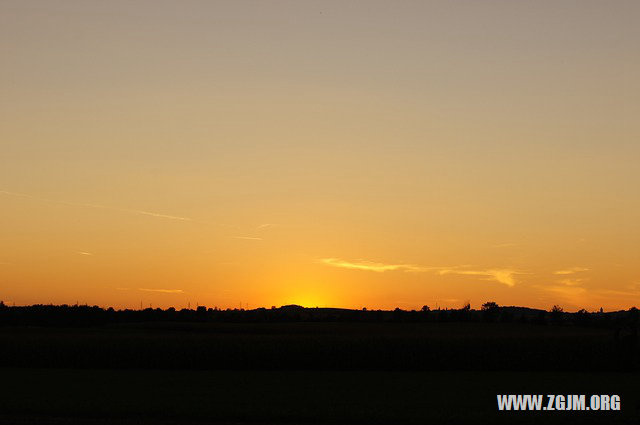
<box><xmin>550</xmin><ymin>305</ymin><xmax>564</xmax><ymax>324</ymax></box>
<box><xmin>481</xmin><ymin>302</ymin><xmax>499</xmax><ymax>322</ymax></box>
<box><xmin>481</xmin><ymin>302</ymin><xmax>498</xmax><ymax>311</ymax></box>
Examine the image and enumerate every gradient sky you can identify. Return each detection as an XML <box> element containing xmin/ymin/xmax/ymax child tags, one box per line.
<box><xmin>2</xmin><ymin>0</ymin><xmax>639</xmax><ymax>311</ymax></box>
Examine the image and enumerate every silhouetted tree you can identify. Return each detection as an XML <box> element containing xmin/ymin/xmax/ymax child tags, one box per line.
<box><xmin>481</xmin><ymin>302</ymin><xmax>498</xmax><ymax>322</ymax></box>
<box><xmin>481</xmin><ymin>302</ymin><xmax>498</xmax><ymax>311</ymax></box>
<box><xmin>550</xmin><ymin>305</ymin><xmax>564</xmax><ymax>324</ymax></box>
<box><xmin>575</xmin><ymin>308</ymin><xmax>591</xmax><ymax>326</ymax></box>
<box><xmin>450</xmin><ymin>302</ymin><xmax>471</xmax><ymax>321</ymax></box>
<box><xmin>630</xmin><ymin>307</ymin><xmax>639</xmax><ymax>323</ymax></box>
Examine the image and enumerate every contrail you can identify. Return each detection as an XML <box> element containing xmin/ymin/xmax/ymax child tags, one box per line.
<box><xmin>0</xmin><ymin>190</ymin><xmax>192</xmax><ymax>222</ymax></box>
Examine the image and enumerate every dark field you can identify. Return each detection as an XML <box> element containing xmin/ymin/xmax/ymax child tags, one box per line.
<box><xmin>1</xmin><ymin>368</ymin><xmax>638</xmax><ymax>425</ymax></box>
<box><xmin>0</xmin><ymin>321</ymin><xmax>635</xmax><ymax>371</ymax></box>
<box><xmin>1</xmin><ymin>309</ymin><xmax>639</xmax><ymax>424</ymax></box>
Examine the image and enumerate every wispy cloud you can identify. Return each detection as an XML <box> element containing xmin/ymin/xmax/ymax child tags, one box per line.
<box><xmin>542</xmin><ymin>270</ymin><xmax>590</xmax><ymax>298</ymax></box>
<box><xmin>0</xmin><ymin>190</ymin><xmax>30</xmax><ymax>198</ymax></box>
<box><xmin>537</xmin><ymin>280</ymin><xmax>640</xmax><ymax>304</ymax></box>
<box><xmin>121</xmin><ymin>209</ymin><xmax>191</xmax><ymax>221</ymax></box>
<box><xmin>594</xmin><ymin>283</ymin><xmax>640</xmax><ymax>297</ymax></box>
<box><xmin>493</xmin><ymin>242</ymin><xmax>517</xmax><ymax>248</ymax></box>
<box><xmin>556</xmin><ymin>278</ymin><xmax>585</xmax><ymax>287</ymax></box>
<box><xmin>318</xmin><ymin>258</ymin><xmax>520</xmax><ymax>286</ymax></box>
<box><xmin>75</xmin><ymin>203</ymin><xmax>192</xmax><ymax>222</ymax></box>
<box><xmin>257</xmin><ymin>223</ymin><xmax>277</xmax><ymax>229</ymax></box>
<box><xmin>319</xmin><ymin>258</ymin><xmax>434</xmax><ymax>273</ymax></box>
<box><xmin>234</xmin><ymin>236</ymin><xmax>263</xmax><ymax>241</ymax></box>
<box><xmin>536</xmin><ymin>275</ymin><xmax>590</xmax><ymax>299</ymax></box>
<box><xmin>1</xmin><ymin>190</ymin><xmax>192</xmax><ymax>222</ymax></box>
<box><xmin>554</xmin><ymin>267</ymin><xmax>589</xmax><ymax>275</ymax></box>
<box><xmin>437</xmin><ymin>268</ymin><xmax>520</xmax><ymax>287</ymax></box>
<box><xmin>116</xmin><ymin>287</ymin><xmax>184</xmax><ymax>294</ymax></box>
<box><xmin>138</xmin><ymin>288</ymin><xmax>184</xmax><ymax>293</ymax></box>
<box><xmin>544</xmin><ymin>284</ymin><xmax>587</xmax><ymax>297</ymax></box>
<box><xmin>76</xmin><ymin>251</ymin><xmax>93</xmax><ymax>256</ymax></box>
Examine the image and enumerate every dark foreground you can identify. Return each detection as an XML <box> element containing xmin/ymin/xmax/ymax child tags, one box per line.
<box><xmin>1</xmin><ymin>369</ymin><xmax>639</xmax><ymax>425</ymax></box>
<box><xmin>1</xmin><ymin>306</ymin><xmax>638</xmax><ymax>424</ymax></box>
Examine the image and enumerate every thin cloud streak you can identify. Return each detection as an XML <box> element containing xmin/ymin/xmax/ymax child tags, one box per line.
<box><xmin>319</xmin><ymin>258</ymin><xmax>520</xmax><ymax>286</ymax></box>
<box><xmin>536</xmin><ymin>280</ymin><xmax>640</xmax><ymax>301</ymax></box>
<box><xmin>437</xmin><ymin>268</ymin><xmax>520</xmax><ymax>287</ymax></box>
<box><xmin>234</xmin><ymin>236</ymin><xmax>263</xmax><ymax>241</ymax></box>
<box><xmin>257</xmin><ymin>223</ymin><xmax>277</xmax><ymax>229</ymax></box>
<box><xmin>1</xmin><ymin>190</ymin><xmax>192</xmax><ymax>222</ymax></box>
<box><xmin>319</xmin><ymin>258</ymin><xmax>435</xmax><ymax>273</ymax></box>
<box><xmin>138</xmin><ymin>288</ymin><xmax>184</xmax><ymax>294</ymax></box>
<box><xmin>535</xmin><ymin>281</ymin><xmax>640</xmax><ymax>307</ymax></box>
<box><xmin>544</xmin><ymin>285</ymin><xmax>587</xmax><ymax>297</ymax></box>
<box><xmin>122</xmin><ymin>208</ymin><xmax>191</xmax><ymax>221</ymax></box>
<box><xmin>74</xmin><ymin>203</ymin><xmax>192</xmax><ymax>222</ymax></box>
<box><xmin>493</xmin><ymin>242</ymin><xmax>517</xmax><ymax>248</ymax></box>
<box><xmin>595</xmin><ymin>283</ymin><xmax>640</xmax><ymax>297</ymax></box>
<box><xmin>0</xmin><ymin>190</ymin><xmax>31</xmax><ymax>198</ymax></box>
<box><xmin>116</xmin><ymin>287</ymin><xmax>184</xmax><ymax>294</ymax></box>
<box><xmin>556</xmin><ymin>278</ymin><xmax>585</xmax><ymax>287</ymax></box>
<box><xmin>554</xmin><ymin>267</ymin><xmax>589</xmax><ymax>275</ymax></box>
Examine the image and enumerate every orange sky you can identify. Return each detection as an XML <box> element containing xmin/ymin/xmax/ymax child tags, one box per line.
<box><xmin>1</xmin><ymin>1</ymin><xmax>639</xmax><ymax>311</ymax></box>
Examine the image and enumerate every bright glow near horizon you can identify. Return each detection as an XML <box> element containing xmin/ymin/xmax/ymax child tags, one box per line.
<box><xmin>1</xmin><ymin>1</ymin><xmax>639</xmax><ymax>311</ymax></box>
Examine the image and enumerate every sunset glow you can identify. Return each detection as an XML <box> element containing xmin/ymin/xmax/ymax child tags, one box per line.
<box><xmin>2</xmin><ymin>1</ymin><xmax>639</xmax><ymax>311</ymax></box>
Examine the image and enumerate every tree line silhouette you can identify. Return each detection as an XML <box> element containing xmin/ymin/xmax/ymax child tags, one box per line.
<box><xmin>1</xmin><ymin>300</ymin><xmax>638</xmax><ymax>332</ymax></box>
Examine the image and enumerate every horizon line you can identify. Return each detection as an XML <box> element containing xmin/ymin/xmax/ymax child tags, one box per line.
<box><xmin>2</xmin><ymin>301</ymin><xmax>637</xmax><ymax>314</ymax></box>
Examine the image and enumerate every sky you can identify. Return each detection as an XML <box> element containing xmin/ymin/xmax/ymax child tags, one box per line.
<box><xmin>1</xmin><ymin>0</ymin><xmax>639</xmax><ymax>311</ymax></box>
